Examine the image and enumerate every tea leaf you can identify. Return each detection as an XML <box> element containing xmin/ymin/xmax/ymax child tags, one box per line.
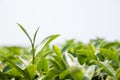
<box><xmin>17</xmin><ymin>23</ymin><xmax>32</xmax><ymax>44</ymax></box>
<box><xmin>100</xmin><ymin>48</ymin><xmax>119</xmax><ymax>66</ymax></box>
<box><xmin>116</xmin><ymin>68</ymin><xmax>120</xmax><ymax>80</ymax></box>
<box><xmin>33</xmin><ymin>27</ymin><xmax>39</xmax><ymax>44</ymax></box>
<box><xmin>53</xmin><ymin>45</ymin><xmax>62</xmax><ymax>57</ymax></box>
<box><xmin>37</xmin><ymin>58</ymin><xmax>48</xmax><ymax>73</ymax></box>
<box><xmin>0</xmin><ymin>55</ymin><xmax>31</xmax><ymax>80</ymax></box>
<box><xmin>69</xmin><ymin>66</ymin><xmax>83</xmax><ymax>80</ymax></box>
<box><xmin>35</xmin><ymin>34</ymin><xmax>60</xmax><ymax>63</ymax></box>
<box><xmin>26</xmin><ymin>64</ymin><xmax>37</xmax><ymax>79</ymax></box>
<box><xmin>42</xmin><ymin>68</ymin><xmax>60</xmax><ymax>80</ymax></box>
<box><xmin>0</xmin><ymin>71</ymin><xmax>8</xmax><ymax>80</ymax></box>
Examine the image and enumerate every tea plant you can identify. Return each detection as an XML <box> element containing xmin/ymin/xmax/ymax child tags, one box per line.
<box><xmin>0</xmin><ymin>24</ymin><xmax>120</xmax><ymax>80</ymax></box>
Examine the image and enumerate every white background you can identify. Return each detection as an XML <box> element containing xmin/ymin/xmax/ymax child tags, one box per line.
<box><xmin>0</xmin><ymin>0</ymin><xmax>120</xmax><ymax>46</ymax></box>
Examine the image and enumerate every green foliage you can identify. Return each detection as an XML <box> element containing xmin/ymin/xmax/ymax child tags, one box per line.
<box><xmin>37</xmin><ymin>58</ymin><xmax>48</xmax><ymax>74</ymax></box>
<box><xmin>116</xmin><ymin>68</ymin><xmax>120</xmax><ymax>80</ymax></box>
<box><xmin>0</xmin><ymin>24</ymin><xmax>120</xmax><ymax>80</ymax></box>
<box><xmin>18</xmin><ymin>23</ymin><xmax>39</xmax><ymax>64</ymax></box>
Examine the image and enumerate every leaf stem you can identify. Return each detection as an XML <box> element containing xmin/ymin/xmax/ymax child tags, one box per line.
<box><xmin>32</xmin><ymin>43</ymin><xmax>35</xmax><ymax>64</ymax></box>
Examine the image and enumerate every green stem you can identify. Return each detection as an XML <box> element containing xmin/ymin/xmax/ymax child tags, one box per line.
<box><xmin>32</xmin><ymin>43</ymin><xmax>35</xmax><ymax>64</ymax></box>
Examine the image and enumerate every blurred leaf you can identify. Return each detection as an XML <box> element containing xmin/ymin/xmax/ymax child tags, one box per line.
<box><xmin>77</xmin><ymin>49</ymin><xmax>96</xmax><ymax>59</ymax></box>
<box><xmin>37</xmin><ymin>58</ymin><xmax>48</xmax><ymax>74</ymax></box>
<box><xmin>103</xmin><ymin>42</ymin><xmax>120</xmax><ymax>48</ymax></box>
<box><xmin>42</xmin><ymin>68</ymin><xmax>60</xmax><ymax>80</ymax></box>
<box><xmin>100</xmin><ymin>48</ymin><xmax>119</xmax><ymax>66</ymax></box>
<box><xmin>69</xmin><ymin>66</ymin><xmax>83</xmax><ymax>80</ymax></box>
<box><xmin>26</xmin><ymin>64</ymin><xmax>37</xmax><ymax>79</ymax></box>
<box><xmin>93</xmin><ymin>60</ymin><xmax>116</xmax><ymax>79</ymax></box>
<box><xmin>77</xmin><ymin>55</ymin><xmax>88</xmax><ymax>65</ymax></box>
<box><xmin>49</xmin><ymin>58</ymin><xmax>65</xmax><ymax>71</ymax></box>
<box><xmin>2</xmin><ymin>65</ymin><xmax>10</xmax><ymax>73</ymax></box>
<box><xmin>0</xmin><ymin>71</ymin><xmax>8</xmax><ymax>80</ymax></box>
<box><xmin>35</xmin><ymin>34</ymin><xmax>60</xmax><ymax>63</ymax></box>
<box><xmin>5</xmin><ymin>68</ymin><xmax>21</xmax><ymax>78</ymax></box>
<box><xmin>40</xmin><ymin>51</ymin><xmax>52</xmax><ymax>59</ymax></box>
<box><xmin>116</xmin><ymin>68</ymin><xmax>120</xmax><ymax>80</ymax></box>
<box><xmin>0</xmin><ymin>55</ymin><xmax>31</xmax><ymax>80</ymax></box>
<box><xmin>59</xmin><ymin>69</ymin><xmax>70</xmax><ymax>80</ymax></box>
<box><xmin>62</xmin><ymin>39</ymin><xmax>74</xmax><ymax>53</ymax></box>
<box><xmin>90</xmin><ymin>38</ymin><xmax>105</xmax><ymax>55</ymax></box>
<box><xmin>53</xmin><ymin>45</ymin><xmax>62</xmax><ymax>57</ymax></box>
<box><xmin>85</xmin><ymin>65</ymin><xmax>95</xmax><ymax>80</ymax></box>
<box><xmin>63</xmin><ymin>53</ymin><xmax>76</xmax><ymax>67</ymax></box>
<box><xmin>77</xmin><ymin>49</ymin><xmax>96</xmax><ymax>64</ymax></box>
<box><xmin>89</xmin><ymin>43</ymin><xmax>95</xmax><ymax>53</ymax></box>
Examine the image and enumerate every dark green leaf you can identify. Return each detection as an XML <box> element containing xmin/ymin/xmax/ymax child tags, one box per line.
<box><xmin>116</xmin><ymin>68</ymin><xmax>120</xmax><ymax>80</ymax></box>
<box><xmin>0</xmin><ymin>71</ymin><xmax>8</xmax><ymax>80</ymax></box>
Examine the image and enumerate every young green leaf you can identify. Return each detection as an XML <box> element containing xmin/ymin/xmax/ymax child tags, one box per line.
<box><xmin>53</xmin><ymin>45</ymin><xmax>62</xmax><ymax>57</ymax></box>
<box><xmin>62</xmin><ymin>39</ymin><xmax>74</xmax><ymax>52</ymax></box>
<box><xmin>32</xmin><ymin>27</ymin><xmax>39</xmax><ymax>64</ymax></box>
<box><xmin>33</xmin><ymin>27</ymin><xmax>39</xmax><ymax>44</ymax></box>
<box><xmin>89</xmin><ymin>43</ymin><xmax>95</xmax><ymax>53</ymax></box>
<box><xmin>26</xmin><ymin>64</ymin><xmax>37</xmax><ymax>79</ymax></box>
<box><xmin>17</xmin><ymin>23</ymin><xmax>32</xmax><ymax>44</ymax></box>
<box><xmin>59</xmin><ymin>69</ymin><xmax>70</xmax><ymax>80</ymax></box>
<box><xmin>42</xmin><ymin>68</ymin><xmax>60</xmax><ymax>80</ymax></box>
<box><xmin>49</xmin><ymin>58</ymin><xmax>65</xmax><ymax>71</ymax></box>
<box><xmin>100</xmin><ymin>48</ymin><xmax>119</xmax><ymax>66</ymax></box>
<box><xmin>103</xmin><ymin>42</ymin><xmax>120</xmax><ymax>48</ymax></box>
<box><xmin>77</xmin><ymin>49</ymin><xmax>96</xmax><ymax>64</ymax></box>
<box><xmin>37</xmin><ymin>58</ymin><xmax>48</xmax><ymax>74</ymax></box>
<box><xmin>34</xmin><ymin>34</ymin><xmax>60</xmax><ymax>63</ymax></box>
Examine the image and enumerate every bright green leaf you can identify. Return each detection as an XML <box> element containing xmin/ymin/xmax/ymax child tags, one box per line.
<box><xmin>35</xmin><ymin>34</ymin><xmax>60</xmax><ymax>63</ymax></box>
<box><xmin>26</xmin><ymin>64</ymin><xmax>37</xmax><ymax>79</ymax></box>
<box><xmin>42</xmin><ymin>68</ymin><xmax>60</xmax><ymax>80</ymax></box>
<box><xmin>37</xmin><ymin>58</ymin><xmax>48</xmax><ymax>74</ymax></box>
<box><xmin>100</xmin><ymin>48</ymin><xmax>119</xmax><ymax>66</ymax></box>
<box><xmin>53</xmin><ymin>45</ymin><xmax>62</xmax><ymax>57</ymax></box>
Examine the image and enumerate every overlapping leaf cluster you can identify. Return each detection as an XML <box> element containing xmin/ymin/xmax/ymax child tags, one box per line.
<box><xmin>0</xmin><ymin>24</ymin><xmax>120</xmax><ymax>80</ymax></box>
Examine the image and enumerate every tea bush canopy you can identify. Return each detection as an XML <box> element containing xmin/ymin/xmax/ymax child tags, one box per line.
<box><xmin>0</xmin><ymin>24</ymin><xmax>120</xmax><ymax>80</ymax></box>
